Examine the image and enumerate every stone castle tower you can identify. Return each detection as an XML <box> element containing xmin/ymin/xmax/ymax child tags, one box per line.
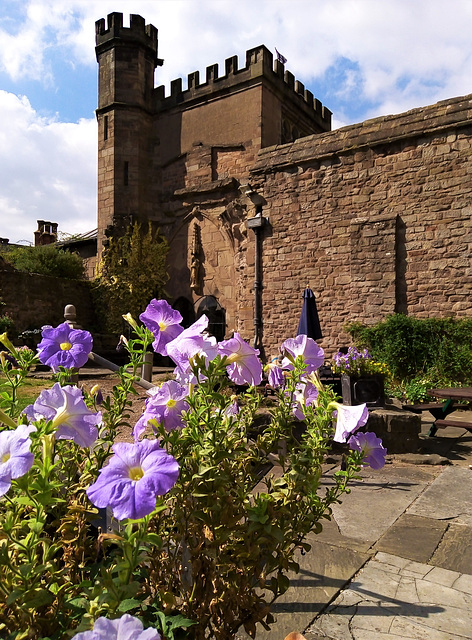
<box><xmin>96</xmin><ymin>12</ymin><xmax>472</xmax><ymax>356</ymax></box>
<box><xmin>95</xmin><ymin>12</ymin><xmax>332</xmax><ymax>342</ymax></box>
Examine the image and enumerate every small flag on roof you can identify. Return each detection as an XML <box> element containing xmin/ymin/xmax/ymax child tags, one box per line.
<box><xmin>275</xmin><ymin>48</ymin><xmax>287</xmax><ymax>65</ymax></box>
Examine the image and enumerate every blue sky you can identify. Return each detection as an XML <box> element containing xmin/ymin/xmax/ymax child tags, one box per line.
<box><xmin>1</xmin><ymin>0</ymin><xmax>472</xmax><ymax>244</ymax></box>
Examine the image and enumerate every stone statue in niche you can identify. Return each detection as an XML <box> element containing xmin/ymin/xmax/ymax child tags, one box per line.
<box><xmin>190</xmin><ymin>223</ymin><xmax>202</xmax><ymax>294</ymax></box>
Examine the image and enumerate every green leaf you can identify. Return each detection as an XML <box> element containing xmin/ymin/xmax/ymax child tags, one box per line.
<box><xmin>22</xmin><ymin>588</ymin><xmax>55</xmax><ymax>609</ymax></box>
<box><xmin>117</xmin><ymin>598</ymin><xmax>141</xmax><ymax>612</ymax></box>
<box><xmin>15</xmin><ymin>496</ymin><xmax>36</xmax><ymax>507</ymax></box>
<box><xmin>64</xmin><ymin>597</ymin><xmax>89</xmax><ymax>611</ymax></box>
<box><xmin>27</xmin><ymin>520</ymin><xmax>44</xmax><ymax>534</ymax></box>
<box><xmin>142</xmin><ymin>533</ymin><xmax>162</xmax><ymax>547</ymax></box>
<box><xmin>6</xmin><ymin>589</ymin><xmax>24</xmax><ymax>606</ymax></box>
<box><xmin>277</xmin><ymin>573</ymin><xmax>290</xmax><ymax>594</ymax></box>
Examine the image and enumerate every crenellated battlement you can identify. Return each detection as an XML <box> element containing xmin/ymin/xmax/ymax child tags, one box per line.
<box><xmin>154</xmin><ymin>45</ymin><xmax>331</xmax><ymax>130</ymax></box>
<box><xmin>95</xmin><ymin>12</ymin><xmax>158</xmax><ymax>60</ymax></box>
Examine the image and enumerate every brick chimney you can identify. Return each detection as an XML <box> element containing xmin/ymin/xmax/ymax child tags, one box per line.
<box><xmin>34</xmin><ymin>220</ymin><xmax>58</xmax><ymax>246</ymax></box>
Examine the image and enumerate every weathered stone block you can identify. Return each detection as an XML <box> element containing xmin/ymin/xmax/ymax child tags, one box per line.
<box><xmin>366</xmin><ymin>408</ymin><xmax>421</xmax><ymax>453</ymax></box>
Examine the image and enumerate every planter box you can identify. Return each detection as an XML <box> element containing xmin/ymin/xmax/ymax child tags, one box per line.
<box><xmin>341</xmin><ymin>373</ymin><xmax>385</xmax><ymax>408</ymax></box>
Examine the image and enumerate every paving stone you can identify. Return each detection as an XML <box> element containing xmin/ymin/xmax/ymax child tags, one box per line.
<box><xmin>313</xmin><ymin>513</ymin><xmax>372</xmax><ymax>554</ymax></box>
<box><xmin>249</xmin><ymin>541</ymin><xmax>370</xmax><ymax>640</ymax></box>
<box><xmin>374</xmin><ymin>514</ymin><xmax>448</xmax><ymax>563</ymax></box>
<box><xmin>429</xmin><ymin>524</ymin><xmax>472</xmax><ymax>575</ymax></box>
<box><xmin>426</xmin><ymin>566</ymin><xmax>462</xmax><ymax>587</ymax></box>
<box><xmin>453</xmin><ymin>572</ymin><xmax>472</xmax><ymax>595</ymax></box>
<box><xmin>408</xmin><ymin>466</ymin><xmax>472</xmax><ymax>525</ymax></box>
<box><xmin>308</xmin><ymin>552</ymin><xmax>472</xmax><ymax>640</ymax></box>
<box><xmin>389</xmin><ymin>617</ymin><xmax>466</xmax><ymax>640</ymax></box>
<box><xmin>326</xmin><ymin>467</ymin><xmax>436</xmax><ymax>544</ymax></box>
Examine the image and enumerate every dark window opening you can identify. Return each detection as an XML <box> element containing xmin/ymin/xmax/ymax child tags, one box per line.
<box><xmin>195</xmin><ymin>295</ymin><xmax>226</xmax><ymax>342</ymax></box>
<box><xmin>173</xmin><ymin>296</ymin><xmax>196</xmax><ymax>329</ymax></box>
<box><xmin>124</xmin><ymin>161</ymin><xmax>129</xmax><ymax>186</ymax></box>
<box><xmin>104</xmin><ymin>115</ymin><xmax>108</xmax><ymax>141</ymax></box>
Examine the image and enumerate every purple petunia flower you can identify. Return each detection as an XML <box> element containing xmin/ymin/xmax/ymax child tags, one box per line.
<box><xmin>132</xmin><ymin>380</ymin><xmax>189</xmax><ymax>441</ymax></box>
<box><xmin>23</xmin><ymin>383</ymin><xmax>101</xmax><ymax>448</ymax></box>
<box><xmin>166</xmin><ymin>315</ymin><xmax>218</xmax><ymax>384</ymax></box>
<box><xmin>224</xmin><ymin>398</ymin><xmax>239</xmax><ymax>421</ymax></box>
<box><xmin>70</xmin><ymin>613</ymin><xmax>161</xmax><ymax>640</ymax></box>
<box><xmin>37</xmin><ymin>322</ymin><xmax>93</xmax><ymax>371</ymax></box>
<box><xmin>348</xmin><ymin>431</ymin><xmax>387</xmax><ymax>470</ymax></box>
<box><xmin>292</xmin><ymin>380</ymin><xmax>319</xmax><ymax>420</ymax></box>
<box><xmin>218</xmin><ymin>333</ymin><xmax>263</xmax><ymax>387</ymax></box>
<box><xmin>281</xmin><ymin>335</ymin><xmax>324</xmax><ymax>374</ymax></box>
<box><xmin>266</xmin><ymin>361</ymin><xmax>285</xmax><ymax>389</ymax></box>
<box><xmin>139</xmin><ymin>299</ymin><xmax>183</xmax><ymax>356</ymax></box>
<box><xmin>330</xmin><ymin>402</ymin><xmax>369</xmax><ymax>443</ymax></box>
<box><xmin>86</xmin><ymin>439</ymin><xmax>179</xmax><ymax>521</ymax></box>
<box><xmin>0</xmin><ymin>424</ymin><xmax>36</xmax><ymax>496</ymax></box>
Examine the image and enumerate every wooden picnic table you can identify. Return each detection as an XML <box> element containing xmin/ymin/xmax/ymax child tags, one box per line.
<box><xmin>426</xmin><ymin>387</ymin><xmax>472</xmax><ymax>435</ymax></box>
<box><xmin>428</xmin><ymin>387</ymin><xmax>472</xmax><ymax>402</ymax></box>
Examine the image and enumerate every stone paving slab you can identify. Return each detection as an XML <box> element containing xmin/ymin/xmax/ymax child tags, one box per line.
<box><xmin>326</xmin><ymin>465</ymin><xmax>439</xmax><ymax>544</ymax></box>
<box><xmin>407</xmin><ymin>465</ymin><xmax>472</xmax><ymax>526</ymax></box>
<box><xmin>430</xmin><ymin>523</ymin><xmax>472</xmax><ymax>575</ymax></box>
<box><xmin>306</xmin><ymin>552</ymin><xmax>472</xmax><ymax>639</ymax></box>
<box><xmin>374</xmin><ymin>513</ymin><xmax>448</xmax><ymax>564</ymax></box>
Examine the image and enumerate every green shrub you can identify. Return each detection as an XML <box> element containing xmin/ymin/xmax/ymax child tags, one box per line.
<box><xmin>346</xmin><ymin>314</ymin><xmax>472</xmax><ymax>401</ymax></box>
<box><xmin>0</xmin><ymin>314</ymin><xmax>15</xmax><ymax>338</ymax></box>
<box><xmin>92</xmin><ymin>221</ymin><xmax>169</xmax><ymax>333</ymax></box>
<box><xmin>3</xmin><ymin>244</ymin><xmax>85</xmax><ymax>279</ymax></box>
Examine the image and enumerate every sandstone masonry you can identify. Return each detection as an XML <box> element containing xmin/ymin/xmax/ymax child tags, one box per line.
<box><xmin>95</xmin><ymin>12</ymin><xmax>472</xmax><ymax>359</ymax></box>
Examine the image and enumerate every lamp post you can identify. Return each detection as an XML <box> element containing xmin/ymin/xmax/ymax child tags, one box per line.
<box><xmin>247</xmin><ymin>208</ymin><xmax>267</xmax><ymax>350</ymax></box>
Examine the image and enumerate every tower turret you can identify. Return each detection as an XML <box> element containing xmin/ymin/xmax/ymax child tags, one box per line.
<box><xmin>95</xmin><ymin>13</ymin><xmax>161</xmax><ymax>256</ymax></box>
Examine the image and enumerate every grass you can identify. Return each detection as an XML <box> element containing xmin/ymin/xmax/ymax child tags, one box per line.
<box><xmin>1</xmin><ymin>374</ymin><xmax>55</xmax><ymax>414</ymax></box>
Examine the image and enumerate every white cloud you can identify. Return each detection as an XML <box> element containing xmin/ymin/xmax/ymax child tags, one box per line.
<box><xmin>3</xmin><ymin>0</ymin><xmax>472</xmax><ymax>115</ymax></box>
<box><xmin>0</xmin><ymin>91</ymin><xmax>96</xmax><ymax>244</ymax></box>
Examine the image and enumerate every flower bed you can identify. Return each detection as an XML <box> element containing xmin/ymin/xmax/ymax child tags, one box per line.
<box><xmin>0</xmin><ymin>302</ymin><xmax>386</xmax><ymax>639</ymax></box>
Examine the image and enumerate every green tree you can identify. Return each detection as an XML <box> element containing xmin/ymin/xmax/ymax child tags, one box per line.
<box><xmin>93</xmin><ymin>221</ymin><xmax>169</xmax><ymax>332</ymax></box>
<box><xmin>3</xmin><ymin>244</ymin><xmax>85</xmax><ymax>279</ymax></box>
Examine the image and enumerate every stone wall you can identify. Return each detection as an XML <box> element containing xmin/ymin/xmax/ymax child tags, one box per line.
<box><xmin>0</xmin><ymin>270</ymin><xmax>95</xmax><ymax>336</ymax></box>
<box><xmin>152</xmin><ymin>94</ymin><xmax>472</xmax><ymax>360</ymax></box>
<box><xmin>243</xmin><ymin>94</ymin><xmax>472</xmax><ymax>357</ymax></box>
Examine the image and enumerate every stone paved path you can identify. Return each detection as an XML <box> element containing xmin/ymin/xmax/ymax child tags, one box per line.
<box><xmin>257</xmin><ymin>421</ymin><xmax>472</xmax><ymax>640</ymax></box>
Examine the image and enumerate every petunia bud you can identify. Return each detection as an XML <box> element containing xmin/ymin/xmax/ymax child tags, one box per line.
<box><xmin>122</xmin><ymin>313</ymin><xmax>138</xmax><ymax>330</ymax></box>
<box><xmin>90</xmin><ymin>385</ymin><xmax>104</xmax><ymax>405</ymax></box>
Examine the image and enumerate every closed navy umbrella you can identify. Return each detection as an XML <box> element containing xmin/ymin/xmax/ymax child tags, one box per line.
<box><xmin>297</xmin><ymin>288</ymin><xmax>322</xmax><ymax>340</ymax></box>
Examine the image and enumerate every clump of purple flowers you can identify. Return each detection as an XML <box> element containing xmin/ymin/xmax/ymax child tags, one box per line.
<box><xmin>132</xmin><ymin>380</ymin><xmax>189</xmax><ymax>441</ymax></box>
<box><xmin>332</xmin><ymin>346</ymin><xmax>373</xmax><ymax>377</ymax></box>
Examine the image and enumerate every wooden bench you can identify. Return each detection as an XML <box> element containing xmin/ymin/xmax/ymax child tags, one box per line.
<box><xmin>431</xmin><ymin>418</ymin><xmax>472</xmax><ymax>433</ymax></box>
<box><xmin>402</xmin><ymin>401</ymin><xmax>460</xmax><ymax>420</ymax></box>
<box><xmin>403</xmin><ymin>402</ymin><xmax>455</xmax><ymax>412</ymax></box>
<box><xmin>403</xmin><ymin>399</ymin><xmax>471</xmax><ymax>436</ymax></box>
